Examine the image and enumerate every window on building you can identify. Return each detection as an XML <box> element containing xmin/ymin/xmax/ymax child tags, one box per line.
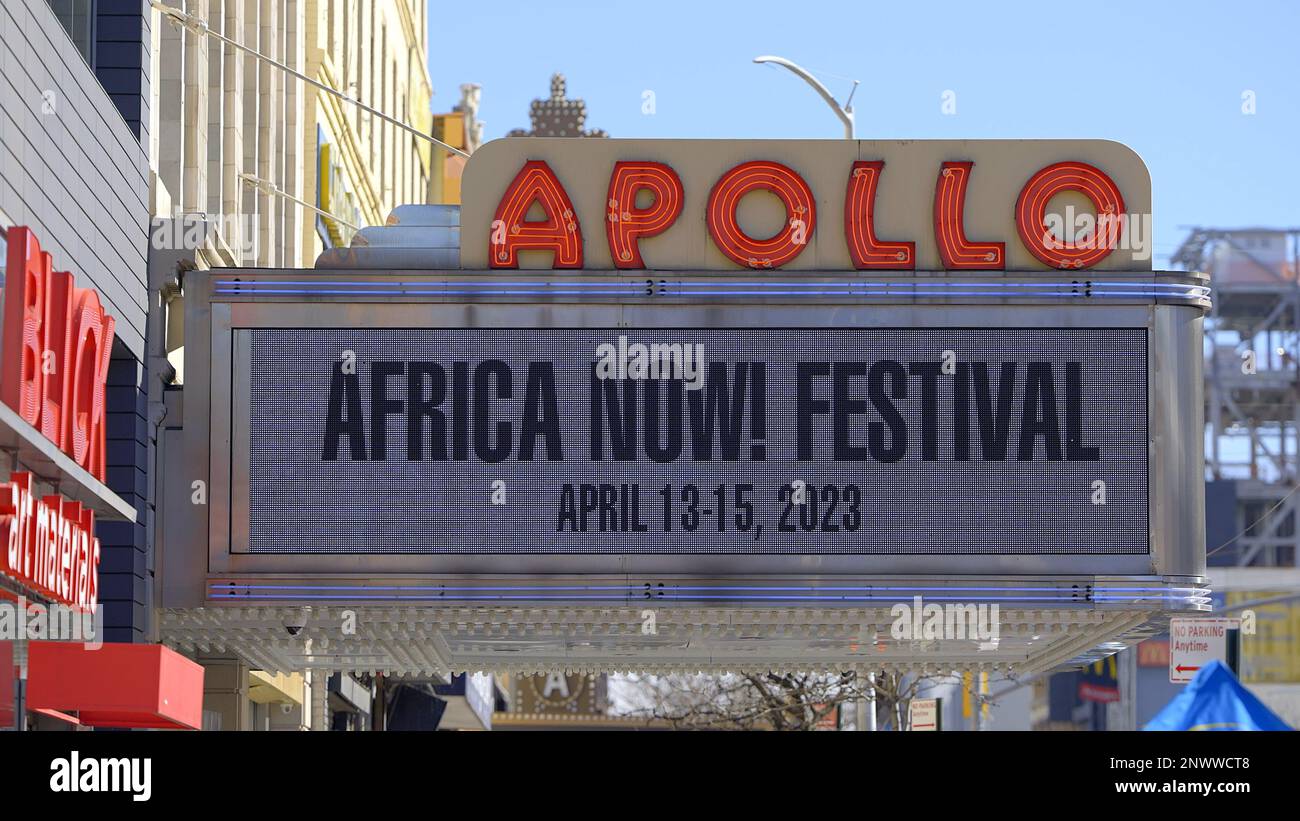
<box><xmin>388</xmin><ymin>58</ymin><xmax>396</xmax><ymax>201</ymax></box>
<box><xmin>381</xmin><ymin>26</ymin><xmax>389</xmax><ymax>188</ymax></box>
<box><xmin>342</xmin><ymin>0</ymin><xmax>351</xmax><ymax>95</ymax></box>
<box><xmin>397</xmin><ymin>80</ymin><xmax>405</xmax><ymax>204</ymax></box>
<box><xmin>368</xmin><ymin>2</ymin><xmax>377</xmax><ymax>147</ymax></box>
<box><xmin>46</xmin><ymin>0</ymin><xmax>96</xmax><ymax>69</ymax></box>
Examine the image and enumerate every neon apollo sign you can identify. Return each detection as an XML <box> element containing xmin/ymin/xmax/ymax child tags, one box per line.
<box><xmin>485</xmin><ymin>157</ymin><xmax>1144</xmax><ymax>271</ymax></box>
<box><xmin>194</xmin><ymin>138</ymin><xmax>1205</xmax><ymax>635</ymax></box>
<box><xmin>230</xmin><ymin>142</ymin><xmax>1161</xmax><ymax>557</ymax></box>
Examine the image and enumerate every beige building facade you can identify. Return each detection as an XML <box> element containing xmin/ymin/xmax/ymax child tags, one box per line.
<box><xmin>147</xmin><ymin>0</ymin><xmax>437</xmax><ymax>730</ymax></box>
<box><xmin>151</xmin><ymin>0</ymin><xmax>433</xmax><ymax>268</ymax></box>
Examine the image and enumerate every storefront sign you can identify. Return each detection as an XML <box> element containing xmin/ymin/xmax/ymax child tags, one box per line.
<box><xmin>1</xmin><ymin>226</ymin><xmax>116</xmax><ymax>482</ymax></box>
<box><xmin>0</xmin><ymin>472</ymin><xmax>101</xmax><ymax>610</ymax></box>
<box><xmin>317</xmin><ymin>130</ymin><xmax>361</xmax><ymax>248</ymax></box>
<box><xmin>239</xmin><ymin>326</ymin><xmax>1146</xmax><ymax>555</ymax></box>
<box><xmin>1137</xmin><ymin>638</ymin><xmax>1171</xmax><ymax>668</ymax></box>
<box><xmin>461</xmin><ymin>139</ymin><xmax>1152</xmax><ymax>272</ymax></box>
<box><xmin>1079</xmin><ymin>655</ymin><xmax>1121</xmax><ymax>702</ymax></box>
<box><xmin>516</xmin><ymin>673</ymin><xmax>602</xmax><ymax>716</ymax></box>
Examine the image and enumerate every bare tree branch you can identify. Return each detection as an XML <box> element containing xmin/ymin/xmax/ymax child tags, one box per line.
<box><xmin>611</xmin><ymin>670</ymin><xmax>951</xmax><ymax>731</ymax></box>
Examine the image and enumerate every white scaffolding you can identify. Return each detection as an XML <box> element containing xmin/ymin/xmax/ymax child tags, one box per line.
<box><xmin>1176</xmin><ymin>227</ymin><xmax>1300</xmax><ymax>565</ymax></box>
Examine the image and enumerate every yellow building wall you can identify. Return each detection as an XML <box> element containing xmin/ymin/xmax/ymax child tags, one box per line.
<box><xmin>431</xmin><ymin>112</ymin><xmax>467</xmax><ymax>204</ymax></box>
<box><xmin>1227</xmin><ymin>590</ymin><xmax>1300</xmax><ymax>683</ymax></box>
<box><xmin>301</xmin><ymin>0</ymin><xmax>434</xmax><ymax>260</ymax></box>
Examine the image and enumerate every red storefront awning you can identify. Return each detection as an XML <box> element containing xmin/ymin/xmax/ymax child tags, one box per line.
<box><xmin>26</xmin><ymin>642</ymin><xmax>204</xmax><ymax>730</ymax></box>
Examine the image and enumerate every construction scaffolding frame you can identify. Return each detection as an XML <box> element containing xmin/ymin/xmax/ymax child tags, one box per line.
<box><xmin>1176</xmin><ymin>227</ymin><xmax>1300</xmax><ymax>566</ymax></box>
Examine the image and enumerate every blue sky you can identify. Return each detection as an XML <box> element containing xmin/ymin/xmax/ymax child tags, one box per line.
<box><xmin>427</xmin><ymin>0</ymin><xmax>1298</xmax><ymax>266</ymax></box>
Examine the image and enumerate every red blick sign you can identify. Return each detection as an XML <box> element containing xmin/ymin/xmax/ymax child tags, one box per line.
<box><xmin>0</xmin><ymin>472</ymin><xmax>100</xmax><ymax>610</ymax></box>
<box><xmin>1</xmin><ymin>226</ymin><xmax>116</xmax><ymax>482</ymax></box>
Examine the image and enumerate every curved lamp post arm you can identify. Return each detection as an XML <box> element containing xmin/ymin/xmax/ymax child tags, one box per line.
<box><xmin>753</xmin><ymin>55</ymin><xmax>856</xmax><ymax>139</ymax></box>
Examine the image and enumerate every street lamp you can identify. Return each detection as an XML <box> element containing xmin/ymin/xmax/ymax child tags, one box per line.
<box><xmin>753</xmin><ymin>56</ymin><xmax>858</xmax><ymax>139</ymax></box>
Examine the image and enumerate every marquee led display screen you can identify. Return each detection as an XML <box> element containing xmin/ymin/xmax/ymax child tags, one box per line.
<box><xmin>244</xmin><ymin>327</ymin><xmax>1147</xmax><ymax>555</ymax></box>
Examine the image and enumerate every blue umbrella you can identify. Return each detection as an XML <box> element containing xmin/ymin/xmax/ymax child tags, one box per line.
<box><xmin>1145</xmin><ymin>660</ymin><xmax>1292</xmax><ymax>731</ymax></box>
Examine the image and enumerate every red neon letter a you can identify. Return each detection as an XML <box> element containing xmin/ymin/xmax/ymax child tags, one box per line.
<box><xmin>489</xmin><ymin>160</ymin><xmax>583</xmax><ymax>268</ymax></box>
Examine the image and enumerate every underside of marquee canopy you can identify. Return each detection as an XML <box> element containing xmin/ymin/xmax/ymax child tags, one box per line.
<box><xmin>159</xmin><ymin>601</ymin><xmax>1194</xmax><ymax>679</ymax></box>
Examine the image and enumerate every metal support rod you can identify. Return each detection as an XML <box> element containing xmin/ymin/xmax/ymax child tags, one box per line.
<box><xmin>239</xmin><ymin>173</ymin><xmax>360</xmax><ymax>232</ymax></box>
<box><xmin>151</xmin><ymin>1</ymin><xmax>468</xmax><ymax>159</ymax></box>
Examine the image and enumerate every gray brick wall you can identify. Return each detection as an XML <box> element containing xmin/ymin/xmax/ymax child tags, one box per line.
<box><xmin>99</xmin><ymin>352</ymin><xmax>151</xmax><ymax>643</ymax></box>
<box><xmin>0</xmin><ymin>0</ymin><xmax>148</xmax><ymax>359</ymax></box>
<box><xmin>1</xmin><ymin>0</ymin><xmax>152</xmax><ymax>642</ymax></box>
<box><xmin>93</xmin><ymin>0</ymin><xmax>151</xmax><ymax>145</ymax></box>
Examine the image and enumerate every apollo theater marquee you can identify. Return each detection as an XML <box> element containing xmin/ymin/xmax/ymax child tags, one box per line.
<box><xmin>158</xmin><ymin>138</ymin><xmax>1209</xmax><ymax>681</ymax></box>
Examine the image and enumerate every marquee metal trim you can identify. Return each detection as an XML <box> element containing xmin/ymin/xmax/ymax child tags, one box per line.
<box><xmin>206</xmin><ymin>270</ymin><xmax>1211</xmax><ymax>308</ymax></box>
<box><xmin>205</xmin><ymin>577</ymin><xmax>1211</xmax><ymax>609</ymax></box>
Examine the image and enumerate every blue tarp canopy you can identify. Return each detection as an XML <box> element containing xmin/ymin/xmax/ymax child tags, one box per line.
<box><xmin>1144</xmin><ymin>660</ymin><xmax>1292</xmax><ymax>731</ymax></box>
